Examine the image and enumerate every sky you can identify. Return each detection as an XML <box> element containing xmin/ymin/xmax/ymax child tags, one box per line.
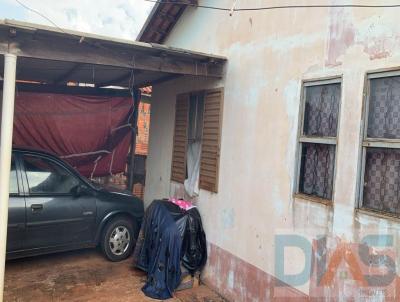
<box><xmin>0</xmin><ymin>0</ymin><xmax>155</xmax><ymax>40</ymax></box>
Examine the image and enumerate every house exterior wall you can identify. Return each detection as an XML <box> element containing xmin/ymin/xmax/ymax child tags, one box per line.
<box><xmin>144</xmin><ymin>1</ymin><xmax>400</xmax><ymax>300</ymax></box>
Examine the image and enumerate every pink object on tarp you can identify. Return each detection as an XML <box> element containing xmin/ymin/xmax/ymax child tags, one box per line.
<box><xmin>12</xmin><ymin>91</ymin><xmax>135</xmax><ymax>177</ymax></box>
<box><xmin>169</xmin><ymin>198</ymin><xmax>196</xmax><ymax>211</ymax></box>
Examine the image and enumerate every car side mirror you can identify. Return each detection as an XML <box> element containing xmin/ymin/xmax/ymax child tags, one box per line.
<box><xmin>71</xmin><ymin>184</ymin><xmax>87</xmax><ymax>198</ymax></box>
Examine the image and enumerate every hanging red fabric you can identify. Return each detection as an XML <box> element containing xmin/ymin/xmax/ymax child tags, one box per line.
<box><xmin>12</xmin><ymin>91</ymin><xmax>135</xmax><ymax>177</ymax></box>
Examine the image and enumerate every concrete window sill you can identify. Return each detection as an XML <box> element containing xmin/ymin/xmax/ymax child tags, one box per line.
<box><xmin>293</xmin><ymin>193</ymin><xmax>333</xmax><ymax>207</ymax></box>
<box><xmin>355</xmin><ymin>207</ymin><xmax>400</xmax><ymax>223</ymax></box>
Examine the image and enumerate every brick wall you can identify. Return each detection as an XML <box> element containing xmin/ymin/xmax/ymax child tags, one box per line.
<box><xmin>135</xmin><ymin>102</ymin><xmax>151</xmax><ymax>155</ymax></box>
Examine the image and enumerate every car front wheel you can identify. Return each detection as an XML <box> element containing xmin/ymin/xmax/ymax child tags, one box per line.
<box><xmin>101</xmin><ymin>217</ymin><xmax>136</xmax><ymax>261</ymax></box>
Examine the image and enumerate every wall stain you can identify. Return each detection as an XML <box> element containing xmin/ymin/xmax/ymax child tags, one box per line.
<box><xmin>326</xmin><ymin>7</ymin><xmax>395</xmax><ymax>66</ymax></box>
<box><xmin>326</xmin><ymin>8</ymin><xmax>355</xmax><ymax>66</ymax></box>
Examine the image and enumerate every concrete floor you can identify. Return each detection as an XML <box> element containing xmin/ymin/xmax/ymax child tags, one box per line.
<box><xmin>4</xmin><ymin>249</ymin><xmax>225</xmax><ymax>302</ymax></box>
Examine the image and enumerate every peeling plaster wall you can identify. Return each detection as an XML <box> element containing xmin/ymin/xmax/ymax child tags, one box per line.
<box><xmin>144</xmin><ymin>0</ymin><xmax>400</xmax><ymax>300</ymax></box>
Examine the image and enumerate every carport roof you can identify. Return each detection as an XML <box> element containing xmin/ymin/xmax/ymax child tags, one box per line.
<box><xmin>0</xmin><ymin>19</ymin><xmax>226</xmax><ymax>88</ymax></box>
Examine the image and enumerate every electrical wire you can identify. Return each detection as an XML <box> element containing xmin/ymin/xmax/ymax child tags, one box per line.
<box><xmin>14</xmin><ymin>0</ymin><xmax>400</xmax><ymax>33</ymax></box>
<box><xmin>13</xmin><ymin>0</ymin><xmax>140</xmax><ymax>88</ymax></box>
<box><xmin>144</xmin><ymin>0</ymin><xmax>400</xmax><ymax>11</ymax></box>
<box><xmin>14</xmin><ymin>0</ymin><xmax>67</xmax><ymax>34</ymax></box>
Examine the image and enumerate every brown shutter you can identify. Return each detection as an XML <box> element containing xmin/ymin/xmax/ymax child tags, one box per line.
<box><xmin>199</xmin><ymin>88</ymin><xmax>224</xmax><ymax>193</ymax></box>
<box><xmin>171</xmin><ymin>93</ymin><xmax>189</xmax><ymax>183</ymax></box>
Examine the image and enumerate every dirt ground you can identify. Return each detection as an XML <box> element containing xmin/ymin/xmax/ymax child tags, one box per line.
<box><xmin>4</xmin><ymin>249</ymin><xmax>225</xmax><ymax>302</ymax></box>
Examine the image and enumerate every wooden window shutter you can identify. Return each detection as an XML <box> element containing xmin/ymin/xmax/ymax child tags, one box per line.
<box><xmin>171</xmin><ymin>93</ymin><xmax>189</xmax><ymax>183</ymax></box>
<box><xmin>199</xmin><ymin>88</ymin><xmax>224</xmax><ymax>193</ymax></box>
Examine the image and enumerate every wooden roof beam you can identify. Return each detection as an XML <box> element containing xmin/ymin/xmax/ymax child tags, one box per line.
<box><xmin>158</xmin><ymin>11</ymin><xmax>178</xmax><ymax>22</ymax></box>
<box><xmin>53</xmin><ymin>63</ymin><xmax>81</xmax><ymax>84</ymax></box>
<box><xmin>0</xmin><ymin>30</ymin><xmax>225</xmax><ymax>78</ymax></box>
<box><xmin>138</xmin><ymin>73</ymin><xmax>182</xmax><ymax>88</ymax></box>
<box><xmin>97</xmin><ymin>70</ymin><xmax>140</xmax><ymax>88</ymax></box>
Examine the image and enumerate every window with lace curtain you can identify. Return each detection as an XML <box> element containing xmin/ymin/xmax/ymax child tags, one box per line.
<box><xmin>360</xmin><ymin>73</ymin><xmax>400</xmax><ymax>216</ymax></box>
<box><xmin>296</xmin><ymin>78</ymin><xmax>342</xmax><ymax>201</ymax></box>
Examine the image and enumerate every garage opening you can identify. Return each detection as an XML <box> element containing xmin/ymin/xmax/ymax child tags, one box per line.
<box><xmin>0</xmin><ymin>19</ymin><xmax>226</xmax><ymax>299</ymax></box>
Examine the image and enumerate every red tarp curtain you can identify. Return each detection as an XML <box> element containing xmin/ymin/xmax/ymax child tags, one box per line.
<box><xmin>13</xmin><ymin>91</ymin><xmax>135</xmax><ymax>178</ymax></box>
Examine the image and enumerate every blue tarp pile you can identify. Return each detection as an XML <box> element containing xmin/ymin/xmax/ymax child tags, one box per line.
<box><xmin>133</xmin><ymin>199</ymin><xmax>207</xmax><ymax>300</ymax></box>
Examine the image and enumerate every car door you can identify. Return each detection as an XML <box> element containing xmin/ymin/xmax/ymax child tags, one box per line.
<box><xmin>7</xmin><ymin>154</ymin><xmax>26</xmax><ymax>252</ymax></box>
<box><xmin>21</xmin><ymin>153</ymin><xmax>96</xmax><ymax>250</ymax></box>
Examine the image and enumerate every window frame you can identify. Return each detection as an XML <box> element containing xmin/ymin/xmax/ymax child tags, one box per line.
<box><xmin>357</xmin><ymin>70</ymin><xmax>400</xmax><ymax>214</ymax></box>
<box><xmin>171</xmin><ymin>87</ymin><xmax>224</xmax><ymax>193</ymax></box>
<box><xmin>187</xmin><ymin>91</ymin><xmax>205</xmax><ymax>144</ymax></box>
<box><xmin>9</xmin><ymin>154</ymin><xmax>21</xmax><ymax>196</ymax></box>
<box><xmin>294</xmin><ymin>77</ymin><xmax>343</xmax><ymax>203</ymax></box>
<box><xmin>20</xmin><ymin>153</ymin><xmax>81</xmax><ymax>197</ymax></box>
